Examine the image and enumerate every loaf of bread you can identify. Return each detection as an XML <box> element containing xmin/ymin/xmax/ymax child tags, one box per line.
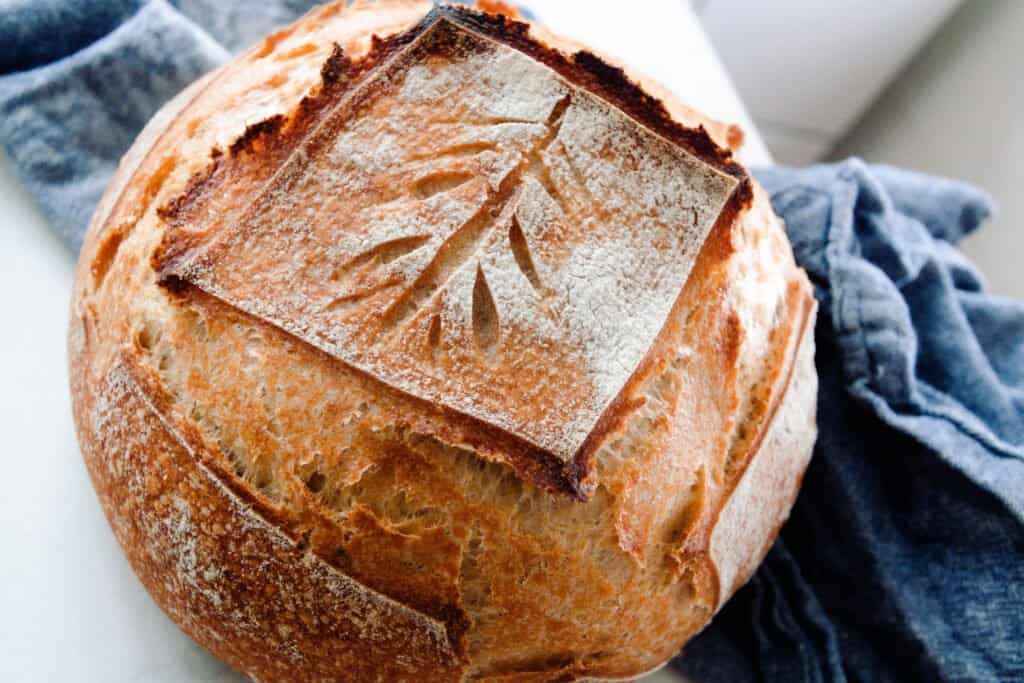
<box><xmin>69</xmin><ymin>2</ymin><xmax>818</xmax><ymax>680</ymax></box>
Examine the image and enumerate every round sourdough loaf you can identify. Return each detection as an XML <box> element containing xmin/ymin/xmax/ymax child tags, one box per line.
<box><xmin>69</xmin><ymin>2</ymin><xmax>818</xmax><ymax>681</ymax></box>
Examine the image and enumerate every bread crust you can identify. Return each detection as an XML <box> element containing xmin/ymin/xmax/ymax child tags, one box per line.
<box><xmin>152</xmin><ymin>6</ymin><xmax>752</xmax><ymax>498</ymax></box>
<box><xmin>69</xmin><ymin>2</ymin><xmax>818</xmax><ymax>680</ymax></box>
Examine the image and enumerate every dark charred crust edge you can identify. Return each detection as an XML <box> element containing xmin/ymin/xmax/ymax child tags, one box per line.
<box><xmin>154</xmin><ymin>4</ymin><xmax>757</xmax><ymax>500</ymax></box>
<box><xmin>153</xmin><ymin>156</ymin><xmax>221</xmax><ymax>273</ymax></box>
<box><xmin>228</xmin><ymin>115</ymin><xmax>286</xmax><ymax>156</ymax></box>
<box><xmin>318</xmin><ymin>41</ymin><xmax>351</xmax><ymax>86</ymax></box>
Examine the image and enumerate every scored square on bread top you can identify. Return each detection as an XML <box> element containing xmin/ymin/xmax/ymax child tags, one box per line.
<box><xmin>155</xmin><ymin>6</ymin><xmax>750</xmax><ymax>497</ymax></box>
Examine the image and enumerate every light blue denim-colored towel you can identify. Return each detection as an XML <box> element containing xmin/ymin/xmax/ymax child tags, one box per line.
<box><xmin>2</xmin><ymin>3</ymin><xmax>1022</xmax><ymax>681</ymax></box>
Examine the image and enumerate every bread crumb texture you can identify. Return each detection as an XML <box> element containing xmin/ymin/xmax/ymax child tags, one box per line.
<box><xmin>68</xmin><ymin>2</ymin><xmax>816</xmax><ymax>681</ymax></box>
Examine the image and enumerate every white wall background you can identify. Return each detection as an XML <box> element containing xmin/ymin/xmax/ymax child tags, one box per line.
<box><xmin>832</xmin><ymin>0</ymin><xmax>1024</xmax><ymax>300</ymax></box>
<box><xmin>696</xmin><ymin>0</ymin><xmax>962</xmax><ymax>164</ymax></box>
<box><xmin>697</xmin><ymin>0</ymin><xmax>1022</xmax><ymax>299</ymax></box>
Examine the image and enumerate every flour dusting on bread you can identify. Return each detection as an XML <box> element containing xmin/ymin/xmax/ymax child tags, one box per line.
<box><xmin>158</xmin><ymin>15</ymin><xmax>741</xmax><ymax>480</ymax></box>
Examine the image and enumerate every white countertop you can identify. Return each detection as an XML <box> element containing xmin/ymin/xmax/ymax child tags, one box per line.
<box><xmin>0</xmin><ymin>2</ymin><xmax>763</xmax><ymax>680</ymax></box>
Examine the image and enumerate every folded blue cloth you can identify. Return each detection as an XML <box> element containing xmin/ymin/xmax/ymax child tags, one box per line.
<box><xmin>2</xmin><ymin>3</ymin><xmax>1022</xmax><ymax>681</ymax></box>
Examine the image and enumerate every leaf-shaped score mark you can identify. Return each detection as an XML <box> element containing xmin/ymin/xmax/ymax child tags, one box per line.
<box><xmin>412</xmin><ymin>170</ymin><xmax>475</xmax><ymax>200</ymax></box>
<box><xmin>472</xmin><ymin>264</ymin><xmax>500</xmax><ymax>354</ymax></box>
<box><xmin>330</xmin><ymin>234</ymin><xmax>433</xmax><ymax>282</ymax></box>
<box><xmin>333</xmin><ymin>95</ymin><xmax>575</xmax><ymax>357</ymax></box>
<box><xmin>324</xmin><ymin>234</ymin><xmax>432</xmax><ymax>312</ymax></box>
<box><xmin>508</xmin><ymin>214</ymin><xmax>543</xmax><ymax>293</ymax></box>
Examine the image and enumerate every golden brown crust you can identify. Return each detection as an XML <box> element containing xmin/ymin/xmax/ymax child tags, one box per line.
<box><xmin>72</xmin><ymin>357</ymin><xmax>463</xmax><ymax>680</ymax></box>
<box><xmin>69</xmin><ymin>2</ymin><xmax>818</xmax><ymax>681</ymax></box>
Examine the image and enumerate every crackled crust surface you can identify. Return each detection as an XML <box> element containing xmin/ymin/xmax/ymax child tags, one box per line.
<box><xmin>69</xmin><ymin>2</ymin><xmax>817</xmax><ymax>681</ymax></box>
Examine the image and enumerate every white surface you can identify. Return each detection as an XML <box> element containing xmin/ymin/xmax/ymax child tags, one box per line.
<box><xmin>698</xmin><ymin>0</ymin><xmax>962</xmax><ymax>164</ymax></box>
<box><xmin>0</xmin><ymin>2</ymin><xmax>758</xmax><ymax>680</ymax></box>
<box><xmin>832</xmin><ymin>0</ymin><xmax>1024</xmax><ymax>301</ymax></box>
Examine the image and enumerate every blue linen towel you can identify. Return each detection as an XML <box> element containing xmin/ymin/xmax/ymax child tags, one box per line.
<box><xmin>2</xmin><ymin>2</ymin><xmax>1021</xmax><ymax>681</ymax></box>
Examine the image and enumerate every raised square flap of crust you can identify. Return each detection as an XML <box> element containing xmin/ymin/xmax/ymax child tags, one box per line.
<box><xmin>158</xmin><ymin>11</ymin><xmax>743</xmax><ymax>487</ymax></box>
